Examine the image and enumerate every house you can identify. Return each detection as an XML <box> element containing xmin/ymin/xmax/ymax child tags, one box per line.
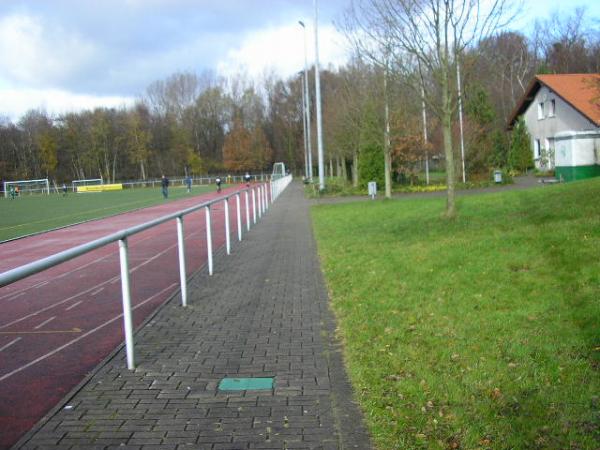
<box><xmin>508</xmin><ymin>73</ymin><xmax>600</xmax><ymax>181</ymax></box>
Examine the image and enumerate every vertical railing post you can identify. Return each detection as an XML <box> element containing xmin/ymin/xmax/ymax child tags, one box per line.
<box><xmin>236</xmin><ymin>193</ymin><xmax>242</xmax><ymax>241</ymax></box>
<box><xmin>257</xmin><ymin>187</ymin><xmax>263</xmax><ymax>219</ymax></box>
<box><xmin>205</xmin><ymin>206</ymin><xmax>213</xmax><ymax>275</ymax></box>
<box><xmin>224</xmin><ymin>198</ymin><xmax>231</xmax><ymax>255</ymax></box>
<box><xmin>176</xmin><ymin>216</ymin><xmax>187</xmax><ymax>307</ymax></box>
<box><xmin>252</xmin><ymin>189</ymin><xmax>257</xmax><ymax>224</ymax></box>
<box><xmin>245</xmin><ymin>191</ymin><xmax>251</xmax><ymax>231</ymax></box>
<box><xmin>118</xmin><ymin>238</ymin><xmax>135</xmax><ymax>370</ymax></box>
<box><xmin>269</xmin><ymin>181</ymin><xmax>273</xmax><ymax>205</ymax></box>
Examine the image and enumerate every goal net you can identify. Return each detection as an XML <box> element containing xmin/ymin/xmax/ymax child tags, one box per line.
<box><xmin>72</xmin><ymin>178</ymin><xmax>103</xmax><ymax>192</ymax></box>
<box><xmin>3</xmin><ymin>178</ymin><xmax>50</xmax><ymax>197</ymax></box>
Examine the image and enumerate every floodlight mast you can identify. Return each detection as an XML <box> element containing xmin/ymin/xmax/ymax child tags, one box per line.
<box><xmin>313</xmin><ymin>0</ymin><xmax>325</xmax><ymax>191</ymax></box>
<box><xmin>298</xmin><ymin>20</ymin><xmax>313</xmax><ymax>180</ymax></box>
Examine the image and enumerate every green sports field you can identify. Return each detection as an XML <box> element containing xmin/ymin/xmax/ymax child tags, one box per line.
<box><xmin>0</xmin><ymin>185</ymin><xmax>217</xmax><ymax>242</ymax></box>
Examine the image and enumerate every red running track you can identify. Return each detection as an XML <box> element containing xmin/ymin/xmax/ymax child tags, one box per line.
<box><xmin>0</xmin><ymin>184</ymin><xmax>262</xmax><ymax>449</ymax></box>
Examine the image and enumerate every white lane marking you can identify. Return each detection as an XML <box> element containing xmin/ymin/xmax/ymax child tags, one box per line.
<box><xmin>34</xmin><ymin>316</ymin><xmax>56</xmax><ymax>330</ymax></box>
<box><xmin>0</xmin><ymin>337</ymin><xmax>21</xmax><ymax>352</ymax></box>
<box><xmin>0</xmin><ymin>228</ymin><xmax>201</xmax><ymax>328</ymax></box>
<box><xmin>6</xmin><ymin>292</ymin><xmax>25</xmax><ymax>302</ymax></box>
<box><xmin>35</xmin><ymin>281</ymin><xmax>49</xmax><ymax>288</ymax></box>
<box><xmin>0</xmin><ymin>228</ymin><xmax>163</xmax><ymax>301</ymax></box>
<box><xmin>0</xmin><ymin>281</ymin><xmax>109</xmax><ymax>330</ymax></box>
<box><xmin>0</xmin><ymin>283</ymin><xmax>177</xmax><ymax>383</ymax></box>
<box><xmin>65</xmin><ymin>301</ymin><xmax>83</xmax><ymax>311</ymax></box>
<box><xmin>90</xmin><ymin>288</ymin><xmax>104</xmax><ymax>296</ymax></box>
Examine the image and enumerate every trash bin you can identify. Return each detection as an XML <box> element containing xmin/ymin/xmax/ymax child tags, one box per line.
<box><xmin>368</xmin><ymin>181</ymin><xmax>377</xmax><ymax>199</ymax></box>
<box><xmin>494</xmin><ymin>170</ymin><xmax>502</xmax><ymax>183</ymax></box>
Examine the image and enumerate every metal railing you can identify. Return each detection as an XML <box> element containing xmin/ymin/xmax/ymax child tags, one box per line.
<box><xmin>0</xmin><ymin>174</ymin><xmax>293</xmax><ymax>370</ymax></box>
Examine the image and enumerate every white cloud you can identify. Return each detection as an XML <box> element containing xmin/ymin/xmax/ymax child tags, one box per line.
<box><xmin>0</xmin><ymin>87</ymin><xmax>133</xmax><ymax>121</ymax></box>
<box><xmin>0</xmin><ymin>13</ymin><xmax>98</xmax><ymax>88</ymax></box>
<box><xmin>216</xmin><ymin>23</ymin><xmax>348</xmax><ymax>80</ymax></box>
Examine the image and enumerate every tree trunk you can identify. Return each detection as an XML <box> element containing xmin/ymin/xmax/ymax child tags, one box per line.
<box><xmin>441</xmin><ymin>68</ymin><xmax>456</xmax><ymax>218</ymax></box>
<box><xmin>352</xmin><ymin>150</ymin><xmax>359</xmax><ymax>187</ymax></box>
<box><xmin>383</xmin><ymin>69</ymin><xmax>392</xmax><ymax>199</ymax></box>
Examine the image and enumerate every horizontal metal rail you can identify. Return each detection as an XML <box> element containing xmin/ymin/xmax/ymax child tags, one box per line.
<box><xmin>0</xmin><ymin>175</ymin><xmax>292</xmax><ymax>370</ymax></box>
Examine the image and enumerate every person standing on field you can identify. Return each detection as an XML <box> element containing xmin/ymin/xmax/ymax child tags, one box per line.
<box><xmin>161</xmin><ymin>175</ymin><xmax>169</xmax><ymax>199</ymax></box>
<box><xmin>62</xmin><ymin>183</ymin><xmax>67</xmax><ymax>196</ymax></box>
<box><xmin>186</xmin><ymin>176</ymin><xmax>192</xmax><ymax>193</ymax></box>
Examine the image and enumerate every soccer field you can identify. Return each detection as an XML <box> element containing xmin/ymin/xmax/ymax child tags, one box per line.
<box><xmin>0</xmin><ymin>185</ymin><xmax>217</xmax><ymax>242</ymax></box>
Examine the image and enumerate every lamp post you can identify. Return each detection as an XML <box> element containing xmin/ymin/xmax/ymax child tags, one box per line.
<box><xmin>298</xmin><ymin>20</ymin><xmax>313</xmax><ymax>180</ymax></box>
<box><xmin>313</xmin><ymin>0</ymin><xmax>325</xmax><ymax>191</ymax></box>
<box><xmin>457</xmin><ymin>60</ymin><xmax>466</xmax><ymax>183</ymax></box>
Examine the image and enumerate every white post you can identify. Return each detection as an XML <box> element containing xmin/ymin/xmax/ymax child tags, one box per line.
<box><xmin>457</xmin><ymin>60</ymin><xmax>466</xmax><ymax>183</ymax></box>
<box><xmin>224</xmin><ymin>198</ymin><xmax>231</xmax><ymax>255</ymax></box>
<box><xmin>269</xmin><ymin>181</ymin><xmax>274</xmax><ymax>204</ymax></box>
<box><xmin>252</xmin><ymin>189</ymin><xmax>257</xmax><ymax>224</ymax></box>
<box><xmin>420</xmin><ymin>82</ymin><xmax>430</xmax><ymax>185</ymax></box>
<box><xmin>176</xmin><ymin>217</ymin><xmax>187</xmax><ymax>307</ymax></box>
<box><xmin>258</xmin><ymin>187</ymin><xmax>263</xmax><ymax>219</ymax></box>
<box><xmin>236</xmin><ymin>193</ymin><xmax>242</xmax><ymax>241</ymax></box>
<box><xmin>205</xmin><ymin>206</ymin><xmax>213</xmax><ymax>275</ymax></box>
<box><xmin>118</xmin><ymin>238</ymin><xmax>135</xmax><ymax>370</ymax></box>
<box><xmin>245</xmin><ymin>191</ymin><xmax>251</xmax><ymax>231</ymax></box>
<box><xmin>314</xmin><ymin>0</ymin><xmax>325</xmax><ymax>191</ymax></box>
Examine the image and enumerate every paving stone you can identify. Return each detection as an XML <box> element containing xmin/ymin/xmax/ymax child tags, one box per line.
<box><xmin>17</xmin><ymin>184</ymin><xmax>371</xmax><ymax>449</ymax></box>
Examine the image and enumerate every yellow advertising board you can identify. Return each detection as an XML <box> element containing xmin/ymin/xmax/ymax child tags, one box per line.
<box><xmin>77</xmin><ymin>184</ymin><xmax>123</xmax><ymax>193</ymax></box>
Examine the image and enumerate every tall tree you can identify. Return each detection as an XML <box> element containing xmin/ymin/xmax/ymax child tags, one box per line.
<box><xmin>356</xmin><ymin>0</ymin><xmax>514</xmax><ymax>217</ymax></box>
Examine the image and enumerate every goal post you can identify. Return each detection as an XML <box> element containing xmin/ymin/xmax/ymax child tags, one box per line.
<box><xmin>3</xmin><ymin>178</ymin><xmax>50</xmax><ymax>197</ymax></box>
<box><xmin>72</xmin><ymin>178</ymin><xmax>103</xmax><ymax>192</ymax></box>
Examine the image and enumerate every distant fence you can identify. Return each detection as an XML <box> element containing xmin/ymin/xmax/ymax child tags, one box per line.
<box><xmin>0</xmin><ymin>173</ymin><xmax>271</xmax><ymax>196</ymax></box>
<box><xmin>0</xmin><ymin>174</ymin><xmax>292</xmax><ymax>370</ymax></box>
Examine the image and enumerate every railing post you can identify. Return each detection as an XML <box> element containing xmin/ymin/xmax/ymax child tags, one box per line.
<box><xmin>176</xmin><ymin>216</ymin><xmax>187</xmax><ymax>307</ymax></box>
<box><xmin>245</xmin><ymin>191</ymin><xmax>250</xmax><ymax>231</ymax></box>
<box><xmin>257</xmin><ymin>187</ymin><xmax>263</xmax><ymax>219</ymax></box>
<box><xmin>224</xmin><ymin>198</ymin><xmax>231</xmax><ymax>255</ymax></box>
<box><xmin>205</xmin><ymin>206</ymin><xmax>213</xmax><ymax>275</ymax></box>
<box><xmin>236</xmin><ymin>193</ymin><xmax>242</xmax><ymax>241</ymax></box>
<box><xmin>263</xmin><ymin>184</ymin><xmax>268</xmax><ymax>212</ymax></box>
<box><xmin>252</xmin><ymin>189</ymin><xmax>257</xmax><ymax>224</ymax></box>
<box><xmin>118</xmin><ymin>238</ymin><xmax>135</xmax><ymax>370</ymax></box>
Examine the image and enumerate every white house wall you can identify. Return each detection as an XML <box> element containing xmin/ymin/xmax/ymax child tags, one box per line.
<box><xmin>523</xmin><ymin>86</ymin><xmax>598</xmax><ymax>169</ymax></box>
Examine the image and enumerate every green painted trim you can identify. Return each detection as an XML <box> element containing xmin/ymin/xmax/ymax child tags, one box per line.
<box><xmin>555</xmin><ymin>165</ymin><xmax>600</xmax><ymax>182</ymax></box>
<box><xmin>218</xmin><ymin>377</ymin><xmax>274</xmax><ymax>391</ymax></box>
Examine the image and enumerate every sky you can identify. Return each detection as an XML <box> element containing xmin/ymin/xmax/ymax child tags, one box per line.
<box><xmin>0</xmin><ymin>0</ymin><xmax>598</xmax><ymax>122</ymax></box>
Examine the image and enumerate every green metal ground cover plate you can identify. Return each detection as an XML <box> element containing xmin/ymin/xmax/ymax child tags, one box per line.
<box><xmin>218</xmin><ymin>377</ymin><xmax>274</xmax><ymax>391</ymax></box>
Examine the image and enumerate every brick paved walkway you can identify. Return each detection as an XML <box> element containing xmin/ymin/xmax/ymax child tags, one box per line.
<box><xmin>17</xmin><ymin>183</ymin><xmax>372</xmax><ymax>450</ymax></box>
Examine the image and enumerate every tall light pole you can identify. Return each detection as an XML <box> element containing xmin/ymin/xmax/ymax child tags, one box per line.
<box><xmin>457</xmin><ymin>60</ymin><xmax>466</xmax><ymax>183</ymax></box>
<box><xmin>298</xmin><ymin>20</ymin><xmax>313</xmax><ymax>180</ymax></box>
<box><xmin>313</xmin><ymin>0</ymin><xmax>325</xmax><ymax>191</ymax></box>
<box><xmin>299</xmin><ymin>70</ymin><xmax>309</xmax><ymax>179</ymax></box>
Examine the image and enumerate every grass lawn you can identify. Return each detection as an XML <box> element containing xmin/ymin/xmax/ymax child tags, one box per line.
<box><xmin>312</xmin><ymin>178</ymin><xmax>599</xmax><ymax>449</ymax></box>
<box><xmin>0</xmin><ymin>185</ymin><xmax>217</xmax><ymax>241</ymax></box>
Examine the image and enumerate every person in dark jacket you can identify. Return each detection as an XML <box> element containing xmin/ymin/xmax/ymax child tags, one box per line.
<box><xmin>161</xmin><ymin>175</ymin><xmax>169</xmax><ymax>198</ymax></box>
<box><xmin>215</xmin><ymin>177</ymin><xmax>222</xmax><ymax>193</ymax></box>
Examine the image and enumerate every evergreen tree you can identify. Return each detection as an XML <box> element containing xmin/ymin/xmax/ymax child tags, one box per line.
<box><xmin>508</xmin><ymin>117</ymin><xmax>533</xmax><ymax>173</ymax></box>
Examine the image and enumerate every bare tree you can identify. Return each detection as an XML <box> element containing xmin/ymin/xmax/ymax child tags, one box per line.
<box><xmin>351</xmin><ymin>0</ymin><xmax>515</xmax><ymax>217</ymax></box>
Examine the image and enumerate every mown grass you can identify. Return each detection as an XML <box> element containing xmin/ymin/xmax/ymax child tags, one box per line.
<box><xmin>312</xmin><ymin>178</ymin><xmax>599</xmax><ymax>449</ymax></box>
<box><xmin>0</xmin><ymin>185</ymin><xmax>216</xmax><ymax>241</ymax></box>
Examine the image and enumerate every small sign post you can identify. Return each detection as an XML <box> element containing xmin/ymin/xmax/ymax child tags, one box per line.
<box><xmin>368</xmin><ymin>181</ymin><xmax>377</xmax><ymax>200</ymax></box>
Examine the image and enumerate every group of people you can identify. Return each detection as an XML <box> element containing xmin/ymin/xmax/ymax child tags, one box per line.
<box><xmin>161</xmin><ymin>172</ymin><xmax>252</xmax><ymax>199</ymax></box>
<box><xmin>8</xmin><ymin>185</ymin><xmax>20</xmax><ymax>199</ymax></box>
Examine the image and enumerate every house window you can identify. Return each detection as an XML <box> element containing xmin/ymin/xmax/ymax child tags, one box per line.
<box><xmin>534</xmin><ymin>139</ymin><xmax>541</xmax><ymax>159</ymax></box>
<box><xmin>537</xmin><ymin>102</ymin><xmax>544</xmax><ymax>120</ymax></box>
<box><xmin>548</xmin><ymin>99</ymin><xmax>556</xmax><ymax>117</ymax></box>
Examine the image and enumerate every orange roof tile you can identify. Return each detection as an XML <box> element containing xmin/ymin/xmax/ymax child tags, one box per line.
<box><xmin>508</xmin><ymin>73</ymin><xmax>600</xmax><ymax>129</ymax></box>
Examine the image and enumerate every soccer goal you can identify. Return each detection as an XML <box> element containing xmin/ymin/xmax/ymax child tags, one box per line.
<box><xmin>3</xmin><ymin>178</ymin><xmax>50</xmax><ymax>197</ymax></box>
<box><xmin>72</xmin><ymin>178</ymin><xmax>103</xmax><ymax>192</ymax></box>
